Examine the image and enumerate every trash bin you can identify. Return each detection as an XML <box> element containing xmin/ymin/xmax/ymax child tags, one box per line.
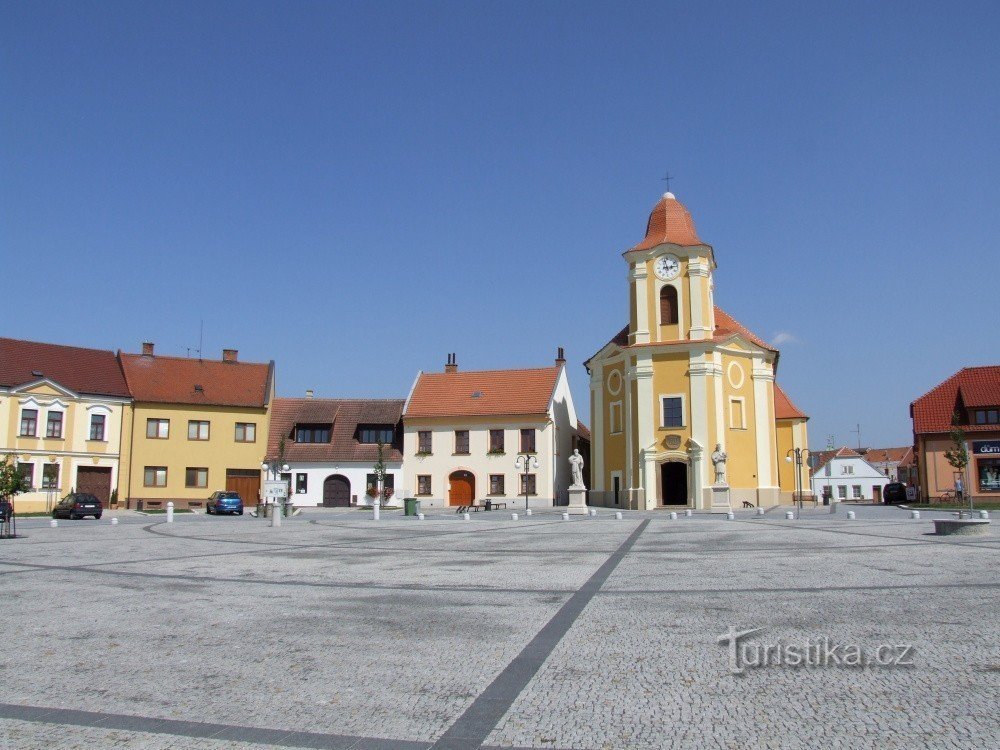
<box><xmin>404</xmin><ymin>498</ymin><xmax>419</xmax><ymax>516</ymax></box>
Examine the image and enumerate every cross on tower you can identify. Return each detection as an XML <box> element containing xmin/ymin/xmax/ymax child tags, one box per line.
<box><xmin>661</xmin><ymin>172</ymin><xmax>673</xmax><ymax>193</ymax></box>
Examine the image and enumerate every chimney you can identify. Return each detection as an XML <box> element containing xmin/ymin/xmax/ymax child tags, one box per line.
<box><xmin>222</xmin><ymin>348</ymin><xmax>238</xmax><ymax>363</ymax></box>
<box><xmin>444</xmin><ymin>352</ymin><xmax>458</xmax><ymax>374</ymax></box>
<box><xmin>556</xmin><ymin>346</ymin><xmax>566</xmax><ymax>365</ymax></box>
<box><xmin>305</xmin><ymin>389</ymin><xmax>314</xmax><ymax>399</ymax></box>
<box><xmin>141</xmin><ymin>342</ymin><xmax>154</xmax><ymax>356</ymax></box>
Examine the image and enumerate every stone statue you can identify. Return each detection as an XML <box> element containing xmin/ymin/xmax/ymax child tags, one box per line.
<box><xmin>711</xmin><ymin>443</ymin><xmax>728</xmax><ymax>485</ymax></box>
<box><xmin>569</xmin><ymin>449</ymin><xmax>586</xmax><ymax>489</ymax></box>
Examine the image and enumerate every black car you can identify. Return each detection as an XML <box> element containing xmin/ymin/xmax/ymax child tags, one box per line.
<box><xmin>52</xmin><ymin>493</ymin><xmax>103</xmax><ymax>520</ymax></box>
<box><xmin>883</xmin><ymin>482</ymin><xmax>908</xmax><ymax>505</ymax></box>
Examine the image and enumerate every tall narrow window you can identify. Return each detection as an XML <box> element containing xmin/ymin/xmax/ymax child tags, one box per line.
<box><xmin>454</xmin><ymin>430</ymin><xmax>470</xmax><ymax>454</ymax></box>
<box><xmin>489</xmin><ymin>430</ymin><xmax>505</xmax><ymax>453</ymax></box>
<box><xmin>417</xmin><ymin>475</ymin><xmax>432</xmax><ymax>495</ymax></box>
<box><xmin>662</xmin><ymin>397</ymin><xmax>684</xmax><ymax>428</ymax></box>
<box><xmin>519</xmin><ymin>474</ymin><xmax>537</xmax><ymax>496</ymax></box>
<box><xmin>660</xmin><ymin>285</ymin><xmax>678</xmax><ymax>325</ymax></box>
<box><xmin>89</xmin><ymin>413</ymin><xmax>106</xmax><ymax>441</ymax></box>
<box><xmin>609</xmin><ymin>402</ymin><xmax>623</xmax><ymax>434</ymax></box>
<box><xmin>295</xmin><ymin>473</ymin><xmax>308</xmax><ymax>494</ymax></box>
<box><xmin>46</xmin><ymin>411</ymin><xmax>63</xmax><ymax>438</ymax></box>
<box><xmin>520</xmin><ymin>429</ymin><xmax>536</xmax><ymax>453</ymax></box>
<box><xmin>417</xmin><ymin>431</ymin><xmax>432</xmax><ymax>454</ymax></box>
<box><xmin>19</xmin><ymin>409</ymin><xmax>38</xmax><ymax>437</ymax></box>
<box><xmin>18</xmin><ymin>463</ymin><xmax>34</xmax><ymax>491</ymax></box>
<box><xmin>42</xmin><ymin>463</ymin><xmax>60</xmax><ymax>490</ymax></box>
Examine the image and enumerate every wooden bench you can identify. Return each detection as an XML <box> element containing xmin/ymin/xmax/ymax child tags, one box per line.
<box><xmin>455</xmin><ymin>504</ymin><xmax>485</xmax><ymax>513</ymax></box>
<box><xmin>485</xmin><ymin>501</ymin><xmax>508</xmax><ymax>511</ymax></box>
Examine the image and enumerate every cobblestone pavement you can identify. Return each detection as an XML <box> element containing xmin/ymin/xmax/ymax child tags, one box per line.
<box><xmin>1</xmin><ymin>507</ymin><xmax>997</xmax><ymax>749</ymax></box>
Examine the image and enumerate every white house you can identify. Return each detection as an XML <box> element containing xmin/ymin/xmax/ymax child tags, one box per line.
<box><xmin>810</xmin><ymin>447</ymin><xmax>891</xmax><ymax>503</ymax></box>
<box><xmin>265</xmin><ymin>397</ymin><xmax>404</xmax><ymax>507</ymax></box>
<box><xmin>402</xmin><ymin>351</ymin><xmax>579</xmax><ymax>509</ymax></box>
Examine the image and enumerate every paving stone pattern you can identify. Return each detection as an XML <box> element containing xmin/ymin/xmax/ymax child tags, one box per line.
<box><xmin>0</xmin><ymin>507</ymin><xmax>997</xmax><ymax>749</ymax></box>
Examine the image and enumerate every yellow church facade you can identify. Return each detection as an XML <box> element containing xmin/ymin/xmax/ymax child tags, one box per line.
<box><xmin>585</xmin><ymin>193</ymin><xmax>809</xmax><ymax>510</ymax></box>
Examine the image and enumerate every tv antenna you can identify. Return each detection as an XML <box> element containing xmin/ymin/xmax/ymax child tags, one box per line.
<box><xmin>187</xmin><ymin>320</ymin><xmax>204</xmax><ymax>360</ymax></box>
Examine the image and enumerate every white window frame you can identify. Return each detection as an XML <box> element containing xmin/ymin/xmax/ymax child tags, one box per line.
<box><xmin>659</xmin><ymin>393</ymin><xmax>686</xmax><ymax>429</ymax></box>
<box><xmin>609</xmin><ymin>401</ymin><xmax>623</xmax><ymax>434</ymax></box>
<box><xmin>852</xmin><ymin>485</ymin><xmax>863</xmax><ymax>499</ymax></box>
<box><xmin>837</xmin><ymin>485</ymin><xmax>847</xmax><ymax>499</ymax></box>
<box><xmin>728</xmin><ymin>397</ymin><xmax>747</xmax><ymax>430</ymax></box>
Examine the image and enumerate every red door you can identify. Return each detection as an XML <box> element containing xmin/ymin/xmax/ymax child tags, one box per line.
<box><xmin>449</xmin><ymin>471</ymin><xmax>474</xmax><ymax>505</ymax></box>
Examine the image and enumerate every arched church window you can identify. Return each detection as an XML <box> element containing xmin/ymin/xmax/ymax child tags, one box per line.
<box><xmin>660</xmin><ymin>286</ymin><xmax>678</xmax><ymax>325</ymax></box>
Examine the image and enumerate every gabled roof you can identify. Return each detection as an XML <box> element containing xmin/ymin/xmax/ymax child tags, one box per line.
<box><xmin>627</xmin><ymin>193</ymin><xmax>705</xmax><ymax>252</ymax></box>
<box><xmin>405</xmin><ymin>366</ymin><xmax>562</xmax><ymax>418</ymax></box>
<box><xmin>0</xmin><ymin>337</ymin><xmax>130</xmax><ymax>398</ymax></box>
<box><xmin>811</xmin><ymin>446</ymin><xmax>861</xmax><ymax>473</ymax></box>
<box><xmin>119</xmin><ymin>352</ymin><xmax>272</xmax><ymax>408</ymax></box>
<box><xmin>267</xmin><ymin>398</ymin><xmax>404</xmax><ymax>463</ymax></box>
<box><xmin>774</xmin><ymin>384</ymin><xmax>808</xmax><ymax>420</ymax></box>
<box><xmin>861</xmin><ymin>447</ymin><xmax>913</xmax><ymax>466</ymax></box>
<box><xmin>911</xmin><ymin>365</ymin><xmax>1000</xmax><ymax>434</ymax></box>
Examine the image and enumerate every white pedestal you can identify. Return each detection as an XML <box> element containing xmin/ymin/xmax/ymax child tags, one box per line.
<box><xmin>710</xmin><ymin>485</ymin><xmax>731</xmax><ymax>510</ymax></box>
<box><xmin>566</xmin><ymin>486</ymin><xmax>589</xmax><ymax>515</ymax></box>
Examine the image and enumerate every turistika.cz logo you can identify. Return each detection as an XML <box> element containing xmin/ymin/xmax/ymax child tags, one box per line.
<box><xmin>717</xmin><ymin>627</ymin><xmax>916</xmax><ymax>675</ymax></box>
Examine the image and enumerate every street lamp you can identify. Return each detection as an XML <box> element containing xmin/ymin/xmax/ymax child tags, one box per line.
<box><xmin>514</xmin><ymin>453</ymin><xmax>539</xmax><ymax>513</ymax></box>
<box><xmin>261</xmin><ymin>461</ymin><xmax>289</xmax><ymax>518</ymax></box>
<box><xmin>785</xmin><ymin>447</ymin><xmax>812</xmax><ymax>519</ymax></box>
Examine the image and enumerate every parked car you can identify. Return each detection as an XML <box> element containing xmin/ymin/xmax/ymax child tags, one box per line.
<box><xmin>206</xmin><ymin>491</ymin><xmax>244</xmax><ymax>515</ymax></box>
<box><xmin>883</xmin><ymin>482</ymin><xmax>908</xmax><ymax>505</ymax></box>
<box><xmin>52</xmin><ymin>493</ymin><xmax>103</xmax><ymax>520</ymax></box>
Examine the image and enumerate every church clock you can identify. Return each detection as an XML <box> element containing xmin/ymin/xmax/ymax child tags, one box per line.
<box><xmin>653</xmin><ymin>254</ymin><xmax>680</xmax><ymax>281</ymax></box>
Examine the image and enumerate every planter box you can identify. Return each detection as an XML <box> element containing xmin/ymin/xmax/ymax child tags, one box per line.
<box><xmin>933</xmin><ymin>518</ymin><xmax>991</xmax><ymax>536</ymax></box>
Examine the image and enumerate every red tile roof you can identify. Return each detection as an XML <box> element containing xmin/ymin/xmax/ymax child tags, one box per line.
<box><xmin>267</xmin><ymin>398</ymin><xmax>404</xmax><ymax>463</ymax></box>
<box><xmin>912</xmin><ymin>366</ymin><xmax>1000</xmax><ymax>434</ymax></box>
<box><xmin>811</xmin><ymin>446</ymin><xmax>861</xmax><ymax>473</ymax></box>
<box><xmin>0</xmin><ymin>337</ymin><xmax>130</xmax><ymax>398</ymax></box>
<box><xmin>774</xmin><ymin>384</ymin><xmax>808</xmax><ymax>420</ymax></box>
<box><xmin>861</xmin><ymin>447</ymin><xmax>913</xmax><ymax>466</ymax></box>
<box><xmin>628</xmin><ymin>193</ymin><xmax>704</xmax><ymax>252</ymax></box>
<box><xmin>576</xmin><ymin>421</ymin><xmax>591</xmax><ymax>441</ymax></box>
<box><xmin>405</xmin><ymin>366</ymin><xmax>561</xmax><ymax>418</ymax></box>
<box><xmin>119</xmin><ymin>352</ymin><xmax>272</xmax><ymax>408</ymax></box>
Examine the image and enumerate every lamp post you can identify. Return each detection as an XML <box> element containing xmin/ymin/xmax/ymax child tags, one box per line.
<box><xmin>785</xmin><ymin>448</ymin><xmax>811</xmax><ymax>519</ymax></box>
<box><xmin>261</xmin><ymin>461</ymin><xmax>289</xmax><ymax>519</ymax></box>
<box><xmin>514</xmin><ymin>453</ymin><xmax>539</xmax><ymax>513</ymax></box>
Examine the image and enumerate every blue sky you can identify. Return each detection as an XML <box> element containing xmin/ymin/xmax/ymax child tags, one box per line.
<box><xmin>3</xmin><ymin>1</ymin><xmax>998</xmax><ymax>449</ymax></box>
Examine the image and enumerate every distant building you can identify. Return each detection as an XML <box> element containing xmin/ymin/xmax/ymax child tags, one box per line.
<box><xmin>266</xmin><ymin>396</ymin><xmax>404</xmax><ymax>507</ymax></box>
<box><xmin>858</xmin><ymin>447</ymin><xmax>916</xmax><ymax>486</ymax></box>
<box><xmin>809</xmin><ymin>447</ymin><xmax>889</xmax><ymax>503</ymax></box>
<box><xmin>911</xmin><ymin>365</ymin><xmax>1000</xmax><ymax>502</ymax></box>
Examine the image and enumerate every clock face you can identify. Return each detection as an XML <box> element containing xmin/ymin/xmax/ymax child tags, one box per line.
<box><xmin>654</xmin><ymin>254</ymin><xmax>681</xmax><ymax>280</ymax></box>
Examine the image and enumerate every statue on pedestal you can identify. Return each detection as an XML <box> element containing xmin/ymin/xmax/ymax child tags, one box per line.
<box><xmin>569</xmin><ymin>449</ymin><xmax>586</xmax><ymax>489</ymax></box>
<box><xmin>711</xmin><ymin>443</ymin><xmax>728</xmax><ymax>486</ymax></box>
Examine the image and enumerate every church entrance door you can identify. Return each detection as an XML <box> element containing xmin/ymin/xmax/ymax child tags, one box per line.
<box><xmin>660</xmin><ymin>462</ymin><xmax>688</xmax><ymax>505</ymax></box>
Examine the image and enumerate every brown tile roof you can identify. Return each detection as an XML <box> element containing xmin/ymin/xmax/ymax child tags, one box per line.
<box><xmin>0</xmin><ymin>337</ymin><xmax>130</xmax><ymax>398</ymax></box>
<box><xmin>861</xmin><ymin>447</ymin><xmax>913</xmax><ymax>466</ymax></box>
<box><xmin>628</xmin><ymin>193</ymin><xmax>704</xmax><ymax>252</ymax></box>
<box><xmin>119</xmin><ymin>352</ymin><xmax>272</xmax><ymax>408</ymax></box>
<box><xmin>576</xmin><ymin>421</ymin><xmax>591</xmax><ymax>441</ymax></box>
<box><xmin>405</xmin><ymin>366</ymin><xmax>561</xmax><ymax>418</ymax></box>
<box><xmin>774</xmin><ymin>383</ymin><xmax>808</xmax><ymax>420</ymax></box>
<box><xmin>267</xmin><ymin>398</ymin><xmax>404</xmax><ymax>463</ymax></box>
<box><xmin>911</xmin><ymin>366</ymin><xmax>1000</xmax><ymax>434</ymax></box>
<box><xmin>811</xmin><ymin>446</ymin><xmax>861</xmax><ymax>473</ymax></box>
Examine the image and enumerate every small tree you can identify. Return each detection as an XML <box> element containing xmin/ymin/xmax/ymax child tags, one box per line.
<box><xmin>372</xmin><ymin>440</ymin><xmax>389</xmax><ymax>503</ymax></box>
<box><xmin>1</xmin><ymin>453</ymin><xmax>25</xmax><ymax>527</ymax></box>
<box><xmin>943</xmin><ymin>423</ymin><xmax>971</xmax><ymax>514</ymax></box>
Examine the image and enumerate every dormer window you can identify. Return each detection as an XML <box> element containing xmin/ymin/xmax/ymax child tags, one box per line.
<box><xmin>974</xmin><ymin>409</ymin><xmax>999</xmax><ymax>425</ymax></box>
<box><xmin>295</xmin><ymin>424</ymin><xmax>331</xmax><ymax>443</ymax></box>
<box><xmin>358</xmin><ymin>425</ymin><xmax>394</xmax><ymax>444</ymax></box>
<box><xmin>660</xmin><ymin>286</ymin><xmax>678</xmax><ymax>325</ymax></box>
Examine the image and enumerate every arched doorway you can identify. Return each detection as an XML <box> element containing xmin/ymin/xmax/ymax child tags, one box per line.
<box><xmin>323</xmin><ymin>475</ymin><xmax>351</xmax><ymax>507</ymax></box>
<box><xmin>660</xmin><ymin>462</ymin><xmax>688</xmax><ymax>505</ymax></box>
<box><xmin>448</xmin><ymin>471</ymin><xmax>475</xmax><ymax>506</ymax></box>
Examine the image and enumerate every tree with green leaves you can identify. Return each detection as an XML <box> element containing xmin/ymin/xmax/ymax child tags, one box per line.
<box><xmin>943</xmin><ymin>423</ymin><xmax>972</xmax><ymax>514</ymax></box>
<box><xmin>372</xmin><ymin>440</ymin><xmax>388</xmax><ymax>503</ymax></box>
<box><xmin>1</xmin><ymin>453</ymin><xmax>25</xmax><ymax>530</ymax></box>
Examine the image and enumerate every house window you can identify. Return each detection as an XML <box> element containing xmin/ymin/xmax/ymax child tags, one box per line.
<box><xmin>519</xmin><ymin>474</ymin><xmax>537</xmax><ymax>496</ymax></box>
<box><xmin>852</xmin><ymin>485</ymin><xmax>863</xmax><ymax>499</ymax></box>
<box><xmin>660</xmin><ymin>285</ymin><xmax>678</xmax><ymax>325</ymax></box>
<box><xmin>613</xmin><ymin>475</ymin><xmax>621</xmax><ymax>506</ymax></box>
<box><xmin>235</xmin><ymin>422</ymin><xmax>256</xmax><ymax>442</ymax></box>
<box><xmin>417</xmin><ymin>431</ymin><xmax>432</xmax><ymax>454</ymax></box>
<box><xmin>609</xmin><ymin>401</ymin><xmax>623</xmax><ymax>434</ymax></box>
<box><xmin>146</xmin><ymin>419</ymin><xmax>169</xmax><ymax>439</ymax></box>
<box><xmin>837</xmin><ymin>485</ymin><xmax>847</xmax><ymax>499</ymax></box>
<box><xmin>662</xmin><ymin>397</ymin><xmax>684</xmax><ymax>428</ymax></box>
<box><xmin>417</xmin><ymin>475</ymin><xmax>432</xmax><ymax>495</ymax></box>
<box><xmin>974</xmin><ymin>409</ymin><xmax>999</xmax><ymax>424</ymax></box>
<box><xmin>41</xmin><ymin>463</ymin><xmax>60</xmax><ymax>490</ymax></box>
<box><xmin>366</xmin><ymin>473</ymin><xmax>395</xmax><ymax>493</ymax></box>
<box><xmin>489</xmin><ymin>430</ymin><xmax>505</xmax><ymax>453</ymax></box>
<box><xmin>295</xmin><ymin>424</ymin><xmax>331</xmax><ymax>443</ymax></box>
<box><xmin>978</xmin><ymin>458</ymin><xmax>1000</xmax><ymax>492</ymax></box>
<box><xmin>489</xmin><ymin>474</ymin><xmax>505</xmax><ymax>495</ymax></box>
<box><xmin>358</xmin><ymin>425</ymin><xmax>394</xmax><ymax>444</ymax></box>
<box><xmin>520</xmin><ymin>429</ymin><xmax>536</xmax><ymax>453</ymax></box>
<box><xmin>729</xmin><ymin>398</ymin><xmax>746</xmax><ymax>430</ymax></box>
<box><xmin>144</xmin><ymin>466</ymin><xmax>167</xmax><ymax>487</ymax></box>
<box><xmin>185</xmin><ymin>467</ymin><xmax>208</xmax><ymax>488</ymax></box>
<box><xmin>455</xmin><ymin>430</ymin><xmax>470</xmax><ymax>454</ymax></box>
<box><xmin>18</xmin><ymin>463</ymin><xmax>34</xmax><ymax>491</ymax></box>
<box><xmin>295</xmin><ymin>473</ymin><xmax>308</xmax><ymax>494</ymax></box>
<box><xmin>89</xmin><ymin>414</ymin><xmax>106</xmax><ymax>441</ymax></box>
<box><xmin>19</xmin><ymin>408</ymin><xmax>38</xmax><ymax>437</ymax></box>
<box><xmin>841</xmin><ymin>465</ymin><xmax>854</xmax><ymax>475</ymax></box>
<box><xmin>280</xmin><ymin>472</ymin><xmax>292</xmax><ymax>495</ymax></box>
<box><xmin>188</xmin><ymin>420</ymin><xmax>210</xmax><ymax>441</ymax></box>
<box><xmin>46</xmin><ymin>411</ymin><xmax>63</xmax><ymax>438</ymax></box>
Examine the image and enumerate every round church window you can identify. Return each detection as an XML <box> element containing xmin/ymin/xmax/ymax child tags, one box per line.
<box><xmin>607</xmin><ymin>369</ymin><xmax>623</xmax><ymax>396</ymax></box>
<box><xmin>727</xmin><ymin>361</ymin><xmax>745</xmax><ymax>389</ymax></box>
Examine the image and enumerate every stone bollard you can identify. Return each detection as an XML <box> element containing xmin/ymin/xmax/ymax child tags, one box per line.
<box><xmin>589</xmin><ymin>508</ymin><xmax>597</xmax><ymax>517</ymax></box>
<box><xmin>417</xmin><ymin>513</ymin><xmax>425</xmax><ymax>521</ymax></box>
<box><xmin>727</xmin><ymin>512</ymin><xmax>735</xmax><ymax>520</ymax></box>
<box><xmin>979</xmin><ymin>510</ymin><xmax>990</xmax><ymax>520</ymax></box>
<box><xmin>511</xmin><ymin>513</ymin><xmax>519</xmax><ymax>521</ymax></box>
<box><xmin>166</xmin><ymin>502</ymin><xmax>174</xmax><ymax>523</ymax></box>
<box><xmin>463</xmin><ymin>512</ymin><xmax>470</xmax><ymax>521</ymax></box>
<box><xmin>911</xmin><ymin>510</ymin><xmax>920</xmax><ymax>520</ymax></box>
<box><xmin>847</xmin><ymin>511</ymin><xmax>856</xmax><ymax>520</ymax></box>
<box><xmin>684</xmin><ymin>509</ymin><xmax>693</xmax><ymax>517</ymax></box>
<box><xmin>615</xmin><ymin>511</ymin><xmax>623</xmax><ymax>520</ymax></box>
<box><xmin>271</xmin><ymin>502</ymin><xmax>281</xmax><ymax>527</ymax></box>
<box><xmin>757</xmin><ymin>507</ymin><xmax>765</xmax><ymax>516</ymax></box>
<box><xmin>785</xmin><ymin>511</ymin><xmax>794</xmax><ymax>520</ymax></box>
<box><xmin>373</xmin><ymin>503</ymin><xmax>380</xmax><ymax>521</ymax></box>
<box><xmin>111</xmin><ymin>517</ymin><xmax>119</xmax><ymax>526</ymax></box>
<box><xmin>526</xmin><ymin>508</ymin><xmax>532</xmax><ymax>516</ymax></box>
<box><xmin>562</xmin><ymin>512</ymin><xmax>570</xmax><ymax>521</ymax></box>
<box><xmin>50</xmin><ymin>519</ymin><xmax>58</xmax><ymax>527</ymax></box>
<box><xmin>669</xmin><ymin>512</ymin><xmax>678</xmax><ymax>520</ymax></box>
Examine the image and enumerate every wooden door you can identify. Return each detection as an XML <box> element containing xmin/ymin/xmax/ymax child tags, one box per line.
<box><xmin>873</xmin><ymin>485</ymin><xmax>882</xmax><ymax>504</ymax></box>
<box><xmin>323</xmin><ymin>475</ymin><xmax>351</xmax><ymax>507</ymax></box>
<box><xmin>449</xmin><ymin>471</ymin><xmax>474</xmax><ymax>506</ymax></box>
<box><xmin>226</xmin><ymin>469</ymin><xmax>261</xmax><ymax>504</ymax></box>
<box><xmin>76</xmin><ymin>467</ymin><xmax>112</xmax><ymax>505</ymax></box>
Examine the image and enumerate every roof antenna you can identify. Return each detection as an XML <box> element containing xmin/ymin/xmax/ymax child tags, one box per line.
<box><xmin>186</xmin><ymin>320</ymin><xmax>204</xmax><ymax>361</ymax></box>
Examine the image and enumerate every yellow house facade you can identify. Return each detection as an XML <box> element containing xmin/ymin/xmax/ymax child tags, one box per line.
<box><xmin>585</xmin><ymin>193</ymin><xmax>809</xmax><ymax>510</ymax></box>
<box><xmin>118</xmin><ymin>344</ymin><xmax>274</xmax><ymax>510</ymax></box>
<box><xmin>0</xmin><ymin>337</ymin><xmax>132</xmax><ymax>513</ymax></box>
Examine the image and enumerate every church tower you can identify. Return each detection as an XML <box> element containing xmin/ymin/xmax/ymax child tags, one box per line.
<box><xmin>585</xmin><ymin>192</ymin><xmax>810</xmax><ymax>511</ymax></box>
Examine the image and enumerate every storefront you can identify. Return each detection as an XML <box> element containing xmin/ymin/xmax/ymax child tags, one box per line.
<box><xmin>973</xmin><ymin>440</ymin><xmax>1000</xmax><ymax>494</ymax></box>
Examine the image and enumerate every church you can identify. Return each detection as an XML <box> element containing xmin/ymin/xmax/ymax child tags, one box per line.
<box><xmin>585</xmin><ymin>192</ymin><xmax>809</xmax><ymax>510</ymax></box>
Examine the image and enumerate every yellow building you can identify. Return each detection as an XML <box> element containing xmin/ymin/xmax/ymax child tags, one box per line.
<box><xmin>1</xmin><ymin>337</ymin><xmax>132</xmax><ymax>513</ymax></box>
<box><xmin>118</xmin><ymin>343</ymin><xmax>274</xmax><ymax>510</ymax></box>
<box><xmin>585</xmin><ymin>193</ymin><xmax>809</xmax><ymax>510</ymax></box>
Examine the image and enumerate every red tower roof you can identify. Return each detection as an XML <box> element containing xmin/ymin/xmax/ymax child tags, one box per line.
<box><xmin>628</xmin><ymin>192</ymin><xmax>704</xmax><ymax>252</ymax></box>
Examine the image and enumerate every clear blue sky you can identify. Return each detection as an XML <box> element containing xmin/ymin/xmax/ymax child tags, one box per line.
<box><xmin>3</xmin><ymin>1</ymin><xmax>999</xmax><ymax>449</ymax></box>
